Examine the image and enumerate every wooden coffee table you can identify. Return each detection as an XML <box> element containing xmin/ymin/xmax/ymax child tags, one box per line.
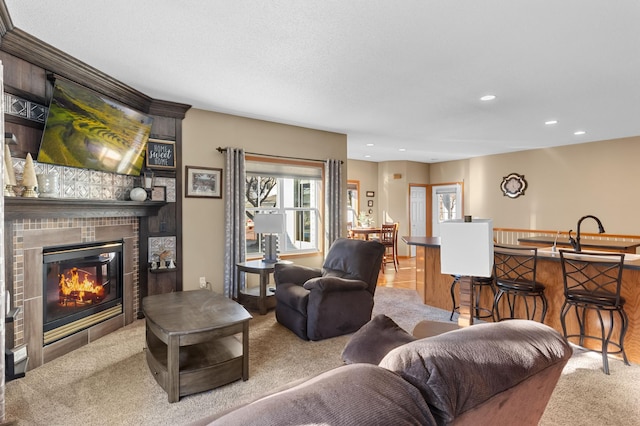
<box><xmin>142</xmin><ymin>290</ymin><xmax>252</xmax><ymax>402</ymax></box>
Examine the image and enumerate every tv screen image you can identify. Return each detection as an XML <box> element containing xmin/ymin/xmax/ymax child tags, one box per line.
<box><xmin>37</xmin><ymin>78</ymin><xmax>154</xmax><ymax>176</ymax></box>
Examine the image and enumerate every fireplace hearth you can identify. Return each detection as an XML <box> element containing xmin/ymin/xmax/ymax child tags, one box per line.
<box><xmin>42</xmin><ymin>240</ymin><xmax>124</xmax><ymax>345</ymax></box>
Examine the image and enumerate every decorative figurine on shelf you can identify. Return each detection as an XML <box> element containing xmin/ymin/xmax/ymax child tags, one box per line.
<box><xmin>4</xmin><ymin>164</ymin><xmax>13</xmax><ymax>197</ymax></box>
<box><xmin>157</xmin><ymin>250</ymin><xmax>172</xmax><ymax>269</ymax></box>
<box><xmin>21</xmin><ymin>153</ymin><xmax>38</xmax><ymax>198</ymax></box>
<box><xmin>4</xmin><ymin>144</ymin><xmax>16</xmax><ymax>197</ymax></box>
<box><xmin>167</xmin><ymin>259</ymin><xmax>176</xmax><ymax>269</ymax></box>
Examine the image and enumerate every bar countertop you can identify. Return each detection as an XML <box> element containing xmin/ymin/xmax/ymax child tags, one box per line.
<box><xmin>518</xmin><ymin>235</ymin><xmax>640</xmax><ymax>252</ymax></box>
<box><xmin>402</xmin><ymin>235</ymin><xmax>640</xmax><ymax>269</ymax></box>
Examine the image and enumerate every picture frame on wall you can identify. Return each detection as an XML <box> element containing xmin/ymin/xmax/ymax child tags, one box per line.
<box><xmin>146</xmin><ymin>139</ymin><xmax>176</xmax><ymax>169</ymax></box>
<box><xmin>151</xmin><ymin>185</ymin><xmax>166</xmax><ymax>201</ymax></box>
<box><xmin>185</xmin><ymin>166</ymin><xmax>222</xmax><ymax>198</ymax></box>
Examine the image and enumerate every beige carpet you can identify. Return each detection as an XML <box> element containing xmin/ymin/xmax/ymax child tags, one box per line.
<box><xmin>4</xmin><ymin>287</ymin><xmax>640</xmax><ymax>425</ymax></box>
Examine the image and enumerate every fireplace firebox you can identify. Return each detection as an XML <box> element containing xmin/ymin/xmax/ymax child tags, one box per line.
<box><xmin>42</xmin><ymin>240</ymin><xmax>124</xmax><ymax>345</ymax></box>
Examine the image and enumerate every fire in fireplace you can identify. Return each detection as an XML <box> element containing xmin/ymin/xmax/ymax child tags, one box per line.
<box><xmin>42</xmin><ymin>240</ymin><xmax>124</xmax><ymax>345</ymax></box>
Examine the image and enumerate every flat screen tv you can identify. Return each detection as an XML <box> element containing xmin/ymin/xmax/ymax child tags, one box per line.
<box><xmin>37</xmin><ymin>78</ymin><xmax>153</xmax><ymax>176</ymax></box>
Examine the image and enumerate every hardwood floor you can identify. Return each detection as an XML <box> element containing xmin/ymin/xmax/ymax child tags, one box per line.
<box><xmin>377</xmin><ymin>256</ymin><xmax>416</xmax><ymax>290</ymax></box>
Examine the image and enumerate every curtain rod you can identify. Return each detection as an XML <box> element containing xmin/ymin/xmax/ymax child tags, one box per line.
<box><xmin>216</xmin><ymin>147</ymin><xmax>342</xmax><ymax>164</ymax></box>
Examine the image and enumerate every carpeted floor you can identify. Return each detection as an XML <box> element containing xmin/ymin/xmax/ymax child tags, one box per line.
<box><xmin>4</xmin><ymin>287</ymin><xmax>640</xmax><ymax>425</ymax></box>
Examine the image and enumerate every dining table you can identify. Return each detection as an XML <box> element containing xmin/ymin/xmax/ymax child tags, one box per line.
<box><xmin>350</xmin><ymin>227</ymin><xmax>382</xmax><ymax>240</ymax></box>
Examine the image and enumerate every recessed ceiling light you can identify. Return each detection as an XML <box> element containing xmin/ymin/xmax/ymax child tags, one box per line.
<box><xmin>366</xmin><ymin>143</ymin><xmax>374</xmax><ymax>147</ymax></box>
<box><xmin>545</xmin><ymin>120</ymin><xmax>558</xmax><ymax>125</ymax></box>
<box><xmin>398</xmin><ymin>148</ymin><xmax>406</xmax><ymax>152</ymax></box>
<box><xmin>364</xmin><ymin>154</ymin><xmax>371</xmax><ymax>158</ymax></box>
<box><xmin>574</xmin><ymin>130</ymin><xmax>586</xmax><ymax>135</ymax></box>
<box><xmin>480</xmin><ymin>95</ymin><xmax>496</xmax><ymax>101</ymax></box>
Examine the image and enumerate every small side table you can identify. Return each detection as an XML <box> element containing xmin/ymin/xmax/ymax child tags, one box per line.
<box><xmin>237</xmin><ymin>259</ymin><xmax>292</xmax><ymax>315</ymax></box>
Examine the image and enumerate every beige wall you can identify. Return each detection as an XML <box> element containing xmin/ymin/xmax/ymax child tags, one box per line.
<box><xmin>349</xmin><ymin>136</ymin><xmax>640</xmax><ymax>258</ymax></box>
<box><xmin>183</xmin><ymin>109</ymin><xmax>639</xmax><ymax>292</ymax></box>
<box><xmin>182</xmin><ymin>109</ymin><xmax>347</xmax><ymax>292</ymax></box>
<box><xmin>346</xmin><ymin>159</ymin><xmax>379</xmax><ymax>223</ymax></box>
<box><xmin>430</xmin><ymin>136</ymin><xmax>640</xmax><ymax>235</ymax></box>
<box><xmin>348</xmin><ymin>159</ymin><xmax>429</xmax><ymax>256</ymax></box>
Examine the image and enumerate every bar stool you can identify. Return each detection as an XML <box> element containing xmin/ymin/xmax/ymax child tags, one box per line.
<box><xmin>559</xmin><ymin>250</ymin><xmax>630</xmax><ymax>374</ymax></box>
<box><xmin>493</xmin><ymin>244</ymin><xmax>547</xmax><ymax>322</ymax></box>
<box><xmin>449</xmin><ymin>275</ymin><xmax>496</xmax><ymax>321</ymax></box>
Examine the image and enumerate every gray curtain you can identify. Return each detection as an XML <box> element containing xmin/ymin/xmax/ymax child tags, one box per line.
<box><xmin>223</xmin><ymin>148</ymin><xmax>246</xmax><ymax>299</ymax></box>
<box><xmin>325</xmin><ymin>159</ymin><xmax>343</xmax><ymax>248</ymax></box>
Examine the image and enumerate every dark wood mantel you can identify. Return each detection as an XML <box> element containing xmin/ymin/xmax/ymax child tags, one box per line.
<box><xmin>4</xmin><ymin>197</ymin><xmax>166</xmax><ymax>220</ymax></box>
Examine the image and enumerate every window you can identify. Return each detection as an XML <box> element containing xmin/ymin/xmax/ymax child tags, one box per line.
<box><xmin>245</xmin><ymin>158</ymin><xmax>323</xmax><ymax>257</ymax></box>
<box><xmin>347</xmin><ymin>180</ymin><xmax>359</xmax><ymax>229</ymax></box>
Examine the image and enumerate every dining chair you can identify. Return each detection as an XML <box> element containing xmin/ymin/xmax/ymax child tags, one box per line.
<box><xmin>377</xmin><ymin>223</ymin><xmax>399</xmax><ymax>271</ymax></box>
<box><xmin>559</xmin><ymin>250</ymin><xmax>630</xmax><ymax>374</ymax></box>
<box><xmin>493</xmin><ymin>244</ymin><xmax>547</xmax><ymax>322</ymax></box>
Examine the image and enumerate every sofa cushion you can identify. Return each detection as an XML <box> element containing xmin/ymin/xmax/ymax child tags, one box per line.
<box><xmin>379</xmin><ymin>320</ymin><xmax>572</xmax><ymax>425</ymax></box>
<box><xmin>204</xmin><ymin>364</ymin><xmax>437</xmax><ymax>426</ymax></box>
<box><xmin>341</xmin><ymin>314</ymin><xmax>416</xmax><ymax>364</ymax></box>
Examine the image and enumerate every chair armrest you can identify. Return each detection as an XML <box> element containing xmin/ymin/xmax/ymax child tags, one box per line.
<box><xmin>303</xmin><ymin>276</ymin><xmax>369</xmax><ymax>292</ymax></box>
<box><xmin>274</xmin><ymin>263</ymin><xmax>322</xmax><ymax>285</ymax></box>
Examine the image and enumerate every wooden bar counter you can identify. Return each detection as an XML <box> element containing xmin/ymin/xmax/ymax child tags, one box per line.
<box><xmin>403</xmin><ymin>236</ymin><xmax>640</xmax><ymax>364</ymax></box>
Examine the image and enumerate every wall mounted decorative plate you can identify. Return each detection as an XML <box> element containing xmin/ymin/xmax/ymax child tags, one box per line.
<box><xmin>500</xmin><ymin>173</ymin><xmax>527</xmax><ymax>198</ymax></box>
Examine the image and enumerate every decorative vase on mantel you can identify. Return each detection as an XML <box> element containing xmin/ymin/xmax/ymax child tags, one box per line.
<box><xmin>21</xmin><ymin>153</ymin><xmax>38</xmax><ymax>198</ymax></box>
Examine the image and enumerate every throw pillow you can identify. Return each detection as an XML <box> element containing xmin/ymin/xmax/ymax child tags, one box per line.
<box><xmin>341</xmin><ymin>314</ymin><xmax>416</xmax><ymax>364</ymax></box>
<box><xmin>378</xmin><ymin>320</ymin><xmax>572</xmax><ymax>425</ymax></box>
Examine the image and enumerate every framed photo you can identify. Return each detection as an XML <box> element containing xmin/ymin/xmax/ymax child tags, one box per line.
<box><xmin>366</xmin><ymin>191</ymin><xmax>375</xmax><ymax>197</ymax></box>
<box><xmin>185</xmin><ymin>166</ymin><xmax>222</xmax><ymax>198</ymax></box>
<box><xmin>151</xmin><ymin>185</ymin><xmax>166</xmax><ymax>201</ymax></box>
<box><xmin>367</xmin><ymin>200</ymin><xmax>374</xmax><ymax>207</ymax></box>
<box><xmin>146</xmin><ymin>139</ymin><xmax>176</xmax><ymax>169</ymax></box>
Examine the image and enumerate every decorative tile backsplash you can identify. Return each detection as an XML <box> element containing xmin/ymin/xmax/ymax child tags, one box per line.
<box><xmin>9</xmin><ymin>157</ymin><xmax>176</xmax><ymax>202</ymax></box>
<box><xmin>4</xmin><ymin>92</ymin><xmax>47</xmax><ymax>123</ymax></box>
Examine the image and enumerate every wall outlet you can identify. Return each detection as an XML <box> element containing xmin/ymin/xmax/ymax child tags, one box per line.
<box><xmin>199</xmin><ymin>276</ymin><xmax>207</xmax><ymax>288</ymax></box>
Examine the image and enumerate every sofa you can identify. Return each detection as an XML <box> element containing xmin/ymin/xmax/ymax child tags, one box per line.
<box><xmin>194</xmin><ymin>318</ymin><xmax>572</xmax><ymax>425</ymax></box>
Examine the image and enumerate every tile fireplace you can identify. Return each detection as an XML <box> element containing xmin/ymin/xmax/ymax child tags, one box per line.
<box><xmin>6</xmin><ymin>213</ymin><xmax>141</xmax><ymax>369</ymax></box>
<box><xmin>42</xmin><ymin>240</ymin><xmax>124</xmax><ymax>345</ymax></box>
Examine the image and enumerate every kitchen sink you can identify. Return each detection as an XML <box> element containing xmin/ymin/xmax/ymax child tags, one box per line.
<box><xmin>536</xmin><ymin>246</ymin><xmax>640</xmax><ymax>262</ymax></box>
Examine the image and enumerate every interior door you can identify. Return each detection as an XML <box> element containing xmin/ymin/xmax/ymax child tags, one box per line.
<box><xmin>431</xmin><ymin>183</ymin><xmax>462</xmax><ymax>237</ymax></box>
<box><xmin>409</xmin><ymin>185</ymin><xmax>427</xmax><ymax>257</ymax></box>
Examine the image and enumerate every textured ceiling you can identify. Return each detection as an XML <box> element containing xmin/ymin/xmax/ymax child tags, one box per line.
<box><xmin>5</xmin><ymin>1</ymin><xmax>640</xmax><ymax>163</ymax></box>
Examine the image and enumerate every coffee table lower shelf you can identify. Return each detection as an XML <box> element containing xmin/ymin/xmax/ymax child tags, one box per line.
<box><xmin>145</xmin><ymin>331</ymin><xmax>244</xmax><ymax>401</ymax></box>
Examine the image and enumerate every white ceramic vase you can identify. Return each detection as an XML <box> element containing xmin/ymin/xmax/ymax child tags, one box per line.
<box><xmin>129</xmin><ymin>187</ymin><xmax>147</xmax><ymax>201</ymax></box>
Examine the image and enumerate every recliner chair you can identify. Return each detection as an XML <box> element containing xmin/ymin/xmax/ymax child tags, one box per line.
<box><xmin>274</xmin><ymin>238</ymin><xmax>385</xmax><ymax>341</ymax></box>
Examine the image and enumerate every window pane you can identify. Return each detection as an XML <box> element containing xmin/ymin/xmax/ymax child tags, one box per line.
<box><xmin>437</xmin><ymin>193</ymin><xmax>457</xmax><ymax>222</ymax></box>
<box><xmin>245</xmin><ymin>166</ymin><xmax>321</xmax><ymax>256</ymax></box>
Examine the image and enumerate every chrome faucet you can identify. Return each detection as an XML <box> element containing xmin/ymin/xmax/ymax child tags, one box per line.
<box><xmin>568</xmin><ymin>215</ymin><xmax>605</xmax><ymax>252</ymax></box>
